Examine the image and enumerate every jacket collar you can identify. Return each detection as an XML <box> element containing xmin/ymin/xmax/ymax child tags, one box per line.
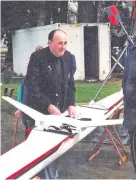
<box><xmin>47</xmin><ymin>46</ymin><xmax>64</xmax><ymax>61</ymax></box>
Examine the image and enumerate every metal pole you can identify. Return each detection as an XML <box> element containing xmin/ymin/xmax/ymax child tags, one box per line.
<box><xmin>92</xmin><ymin>16</ymin><xmax>135</xmax><ymax>103</ymax></box>
<box><xmin>112</xmin><ymin>56</ymin><xmax>124</xmax><ymax>70</ymax></box>
<box><xmin>93</xmin><ymin>45</ymin><xmax>128</xmax><ymax>101</ymax></box>
<box><xmin>119</xmin><ymin>22</ymin><xmax>134</xmax><ymax>44</ymax></box>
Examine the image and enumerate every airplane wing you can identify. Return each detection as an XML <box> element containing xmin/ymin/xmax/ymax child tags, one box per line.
<box><xmin>2</xmin><ymin>94</ymin><xmax>123</xmax><ymax>129</ymax></box>
<box><xmin>0</xmin><ymin>91</ymin><xmax>124</xmax><ymax>179</ymax></box>
<box><xmin>2</xmin><ymin>96</ymin><xmax>100</xmax><ymax>130</ymax></box>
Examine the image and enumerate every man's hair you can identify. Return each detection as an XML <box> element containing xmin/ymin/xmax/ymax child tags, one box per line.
<box><xmin>48</xmin><ymin>29</ymin><xmax>66</xmax><ymax>41</ymax></box>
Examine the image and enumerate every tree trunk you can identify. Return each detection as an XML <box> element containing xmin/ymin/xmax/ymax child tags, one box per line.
<box><xmin>49</xmin><ymin>1</ymin><xmax>68</xmax><ymax>24</ymax></box>
<box><xmin>78</xmin><ymin>1</ymin><xmax>98</xmax><ymax>23</ymax></box>
<box><xmin>59</xmin><ymin>1</ymin><xmax>68</xmax><ymax>23</ymax></box>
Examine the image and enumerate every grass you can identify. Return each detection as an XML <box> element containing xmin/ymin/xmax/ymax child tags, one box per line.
<box><xmin>1</xmin><ymin>84</ymin><xmax>19</xmax><ymax>107</ymax></box>
<box><xmin>1</xmin><ymin>78</ymin><xmax>122</xmax><ymax>107</ymax></box>
<box><xmin>76</xmin><ymin>79</ymin><xmax>122</xmax><ymax>104</ymax></box>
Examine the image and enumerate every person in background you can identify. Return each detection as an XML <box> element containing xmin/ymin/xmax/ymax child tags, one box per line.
<box><xmin>123</xmin><ymin>40</ymin><xmax>136</xmax><ymax>173</ymax></box>
<box><xmin>35</xmin><ymin>45</ymin><xmax>43</xmax><ymax>51</ymax></box>
<box><xmin>15</xmin><ymin>45</ymin><xmax>43</xmax><ymax>135</ymax></box>
<box><xmin>24</xmin><ymin>29</ymin><xmax>76</xmax><ymax>179</ymax></box>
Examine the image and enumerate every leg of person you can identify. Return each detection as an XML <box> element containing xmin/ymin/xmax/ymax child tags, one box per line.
<box><xmin>25</xmin><ymin>118</ymin><xmax>35</xmax><ymax>137</ymax></box>
<box><xmin>129</xmin><ymin>127</ymin><xmax>136</xmax><ymax>173</ymax></box>
<box><xmin>45</xmin><ymin>161</ymin><xmax>59</xmax><ymax>179</ymax></box>
<box><xmin>33</xmin><ymin>161</ymin><xmax>59</xmax><ymax>179</ymax></box>
<box><xmin>21</xmin><ymin>113</ymin><xmax>33</xmax><ymax>137</ymax></box>
<box><xmin>26</xmin><ymin>119</ymin><xmax>59</xmax><ymax>179</ymax></box>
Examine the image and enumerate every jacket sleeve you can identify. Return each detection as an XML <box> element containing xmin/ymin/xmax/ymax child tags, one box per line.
<box><xmin>17</xmin><ymin>84</ymin><xmax>22</xmax><ymax>103</ymax></box>
<box><xmin>25</xmin><ymin>52</ymin><xmax>52</xmax><ymax>108</ymax></box>
<box><xmin>123</xmin><ymin>48</ymin><xmax>136</xmax><ymax>106</ymax></box>
<box><xmin>72</xmin><ymin>55</ymin><xmax>77</xmax><ymax>76</ymax></box>
<box><xmin>122</xmin><ymin>54</ymin><xmax>129</xmax><ymax>95</ymax></box>
<box><xmin>67</xmin><ymin>57</ymin><xmax>76</xmax><ymax>106</ymax></box>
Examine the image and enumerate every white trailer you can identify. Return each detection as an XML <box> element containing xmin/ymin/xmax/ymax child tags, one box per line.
<box><xmin>12</xmin><ymin>23</ymin><xmax>111</xmax><ymax>81</ymax></box>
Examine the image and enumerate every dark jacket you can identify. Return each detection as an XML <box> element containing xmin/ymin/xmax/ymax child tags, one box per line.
<box><xmin>123</xmin><ymin>43</ymin><xmax>136</xmax><ymax>132</ymax></box>
<box><xmin>71</xmin><ymin>55</ymin><xmax>76</xmax><ymax>76</ymax></box>
<box><xmin>25</xmin><ymin>47</ymin><xmax>76</xmax><ymax>117</ymax></box>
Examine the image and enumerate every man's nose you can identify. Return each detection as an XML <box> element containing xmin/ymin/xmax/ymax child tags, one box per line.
<box><xmin>62</xmin><ymin>43</ymin><xmax>66</xmax><ymax>48</ymax></box>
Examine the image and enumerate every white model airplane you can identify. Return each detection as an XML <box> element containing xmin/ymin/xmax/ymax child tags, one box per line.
<box><xmin>0</xmin><ymin>90</ymin><xmax>124</xmax><ymax>179</ymax></box>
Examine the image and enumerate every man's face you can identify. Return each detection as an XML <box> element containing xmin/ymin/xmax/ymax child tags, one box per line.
<box><xmin>48</xmin><ymin>31</ymin><xmax>67</xmax><ymax>57</ymax></box>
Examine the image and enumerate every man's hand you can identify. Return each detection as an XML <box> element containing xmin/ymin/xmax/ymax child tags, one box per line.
<box><xmin>15</xmin><ymin>109</ymin><xmax>21</xmax><ymax>118</ymax></box>
<box><xmin>48</xmin><ymin>104</ymin><xmax>61</xmax><ymax>115</ymax></box>
<box><xmin>68</xmin><ymin>105</ymin><xmax>76</xmax><ymax>118</ymax></box>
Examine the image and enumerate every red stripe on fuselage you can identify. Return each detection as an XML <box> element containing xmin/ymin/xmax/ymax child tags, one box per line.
<box><xmin>107</xmin><ymin>97</ymin><xmax>123</xmax><ymax>111</ymax></box>
<box><xmin>6</xmin><ymin>135</ymin><xmax>74</xmax><ymax>179</ymax></box>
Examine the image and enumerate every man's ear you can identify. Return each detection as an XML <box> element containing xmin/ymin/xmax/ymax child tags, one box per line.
<box><xmin>48</xmin><ymin>40</ymin><xmax>51</xmax><ymax>47</ymax></box>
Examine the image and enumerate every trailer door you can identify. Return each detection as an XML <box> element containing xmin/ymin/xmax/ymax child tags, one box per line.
<box><xmin>84</xmin><ymin>26</ymin><xmax>99</xmax><ymax>80</ymax></box>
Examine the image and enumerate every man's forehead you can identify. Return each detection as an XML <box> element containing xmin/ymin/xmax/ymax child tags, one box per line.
<box><xmin>53</xmin><ymin>31</ymin><xmax>67</xmax><ymax>39</ymax></box>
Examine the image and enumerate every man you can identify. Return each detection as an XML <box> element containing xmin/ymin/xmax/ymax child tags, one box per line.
<box><xmin>25</xmin><ymin>29</ymin><xmax>76</xmax><ymax>179</ymax></box>
<box><xmin>123</xmin><ymin>41</ymin><xmax>136</xmax><ymax>173</ymax></box>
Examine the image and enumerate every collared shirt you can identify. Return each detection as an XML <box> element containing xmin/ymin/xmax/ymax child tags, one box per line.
<box><xmin>55</xmin><ymin>58</ymin><xmax>64</xmax><ymax>111</ymax></box>
<box><xmin>47</xmin><ymin>48</ymin><xmax>65</xmax><ymax>111</ymax></box>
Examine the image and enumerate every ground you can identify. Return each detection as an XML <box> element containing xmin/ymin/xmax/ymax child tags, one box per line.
<box><xmin>1</xmin><ymin>107</ymin><xmax>136</xmax><ymax>179</ymax></box>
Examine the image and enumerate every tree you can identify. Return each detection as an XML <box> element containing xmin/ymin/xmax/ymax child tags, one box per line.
<box><xmin>1</xmin><ymin>0</ymin><xmax>132</xmax><ymax>71</ymax></box>
<box><xmin>46</xmin><ymin>1</ymin><xmax>68</xmax><ymax>24</ymax></box>
<box><xmin>1</xmin><ymin>1</ymin><xmax>68</xmax><ymax>68</ymax></box>
<box><xmin>1</xmin><ymin>1</ymin><xmax>68</xmax><ymax>37</ymax></box>
<box><xmin>59</xmin><ymin>1</ymin><xmax>68</xmax><ymax>23</ymax></box>
<box><xmin>78</xmin><ymin>1</ymin><xmax>98</xmax><ymax>23</ymax></box>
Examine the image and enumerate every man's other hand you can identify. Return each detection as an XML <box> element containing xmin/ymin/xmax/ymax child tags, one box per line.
<box><xmin>68</xmin><ymin>105</ymin><xmax>76</xmax><ymax>118</ymax></box>
<box><xmin>48</xmin><ymin>104</ymin><xmax>61</xmax><ymax>115</ymax></box>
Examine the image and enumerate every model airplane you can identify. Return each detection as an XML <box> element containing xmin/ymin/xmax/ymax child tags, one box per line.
<box><xmin>0</xmin><ymin>90</ymin><xmax>123</xmax><ymax>179</ymax></box>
